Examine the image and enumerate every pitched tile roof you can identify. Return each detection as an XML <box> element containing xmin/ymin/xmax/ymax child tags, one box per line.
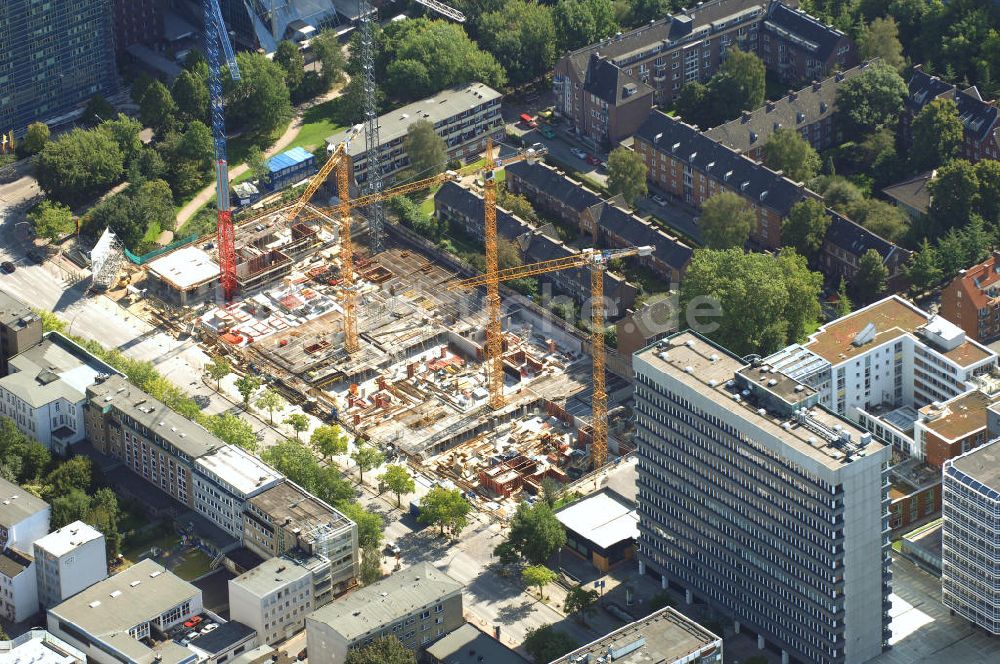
<box><xmin>636</xmin><ymin>111</ymin><xmax>810</xmax><ymax>215</ymax></box>
<box><xmin>945</xmin><ymin>252</ymin><xmax>1000</xmax><ymax>312</ymax></box>
<box><xmin>434</xmin><ymin>181</ymin><xmax>534</xmax><ymax>241</ymax></box>
<box><xmin>882</xmin><ymin>171</ymin><xmax>934</xmax><ymax>216</ymax></box>
<box><xmin>597</xmin><ymin>205</ymin><xmax>693</xmax><ymax>272</ymax></box>
<box><xmin>584</xmin><ymin>55</ymin><xmax>653</xmax><ymax>106</ymax></box>
<box><xmin>763</xmin><ymin>2</ymin><xmax>847</xmax><ymax>61</ymax></box>
<box><xmin>523</xmin><ymin>233</ymin><xmax>633</xmax><ymax>300</ymax></box>
<box><xmin>704</xmin><ymin>62</ymin><xmax>869</xmax><ymax>151</ymax></box>
<box><xmin>907</xmin><ymin>67</ymin><xmax>999</xmax><ymax>143</ymax></box>
<box><xmin>505</xmin><ymin>161</ymin><xmax>605</xmax><ymax>214</ymax></box>
<box><xmin>823</xmin><ymin>209</ymin><xmax>910</xmax><ymax>265</ymax></box>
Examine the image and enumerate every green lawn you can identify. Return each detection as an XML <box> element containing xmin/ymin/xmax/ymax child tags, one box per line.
<box><xmin>171</xmin><ymin>548</ymin><xmax>215</xmax><ymax>581</ymax></box>
<box><xmin>141</xmin><ymin>221</ymin><xmax>162</xmax><ymax>245</ymax></box>
<box><xmin>123</xmin><ymin>530</ymin><xmax>180</xmax><ymax>564</ymax></box>
<box><xmin>286</xmin><ymin>98</ymin><xmax>346</xmax><ymax>152</ymax></box>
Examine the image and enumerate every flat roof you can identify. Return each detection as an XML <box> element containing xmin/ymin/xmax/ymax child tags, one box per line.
<box><xmin>1</xmin><ymin>333</ymin><xmax>119</xmax><ymax>409</ymax></box>
<box><xmin>0</xmin><ymin>290</ymin><xmax>38</xmax><ymax>330</ymax></box>
<box><xmin>920</xmin><ymin>390</ymin><xmax>998</xmax><ymax>442</ymax></box>
<box><xmin>49</xmin><ymin>560</ymin><xmax>199</xmax><ymax>662</ymax></box>
<box><xmin>195</xmin><ymin>445</ymin><xmax>283</xmax><ymax>498</ymax></box>
<box><xmin>87</xmin><ymin>375</ymin><xmax>221</xmax><ymax>459</ymax></box>
<box><xmin>0</xmin><ymin>477</ymin><xmax>48</xmax><ymax>529</ymax></box>
<box><xmin>326</xmin><ymin>82</ymin><xmax>501</xmax><ymax>156</ymax></box>
<box><xmin>188</xmin><ymin>621</ymin><xmax>255</xmax><ymax>656</ymax></box>
<box><xmin>249</xmin><ymin>481</ymin><xmax>353</xmax><ymax>535</ymax></box>
<box><xmin>605</xmin><ymin>456</ymin><xmax>638</xmax><ymax>505</ymax></box>
<box><xmin>148</xmin><ymin>246</ymin><xmax>221</xmax><ymax>291</ymax></box>
<box><xmin>952</xmin><ymin>438</ymin><xmax>1000</xmax><ymax>488</ymax></box>
<box><xmin>550</xmin><ymin>607</ymin><xmax>720</xmax><ymax>664</ymax></box>
<box><xmin>556</xmin><ymin>491</ymin><xmax>638</xmax><ymax>549</ymax></box>
<box><xmin>636</xmin><ymin>333</ymin><xmax>883</xmax><ymax>471</ymax></box>
<box><xmin>0</xmin><ymin>631</ymin><xmax>85</xmax><ymax>664</ymax></box>
<box><xmin>34</xmin><ymin>521</ymin><xmax>104</xmax><ymax>558</ymax></box>
<box><xmin>307</xmin><ymin>562</ymin><xmax>462</xmax><ymax>641</ymax></box>
<box><xmin>230</xmin><ymin>555</ymin><xmax>311</xmax><ymax>599</ymax></box>
<box><xmin>267</xmin><ymin>147</ymin><xmax>313</xmax><ymax>173</ymax></box>
<box><xmin>425</xmin><ymin>623</ymin><xmax>526</xmax><ymax>664</ymax></box>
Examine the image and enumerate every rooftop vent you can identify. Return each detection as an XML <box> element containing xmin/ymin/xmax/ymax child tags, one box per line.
<box><xmin>685</xmin><ymin>339</ymin><xmax>695</xmax><ymax>348</ymax></box>
<box><xmin>150</xmin><ymin>571</ymin><xmax>162</xmax><ymax>578</ymax></box>
<box><xmin>89</xmin><ymin>601</ymin><xmax>101</xmax><ymax>608</ymax></box>
<box><xmin>758</xmin><ymin>408</ymin><xmax>767</xmax><ymax>416</ymax></box>
<box><xmin>110</xmin><ymin>590</ymin><xmax>122</xmax><ymax>598</ymax></box>
<box><xmin>130</xmin><ymin>580</ymin><xmax>141</xmax><ymax>587</ymax></box>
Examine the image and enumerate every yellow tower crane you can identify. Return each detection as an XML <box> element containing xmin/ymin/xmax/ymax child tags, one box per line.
<box><xmin>448</xmin><ymin>244</ymin><xmax>653</xmax><ymax>469</ymax></box>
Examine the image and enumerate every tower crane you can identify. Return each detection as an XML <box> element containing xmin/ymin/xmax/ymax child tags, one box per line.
<box><xmin>204</xmin><ymin>0</ymin><xmax>242</xmax><ymax>301</ymax></box>
<box><xmin>448</xmin><ymin>245</ymin><xmax>654</xmax><ymax>469</ymax></box>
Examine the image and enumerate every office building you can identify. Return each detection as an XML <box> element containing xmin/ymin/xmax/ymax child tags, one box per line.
<box><xmin>763</xmin><ymin>296</ymin><xmax>997</xmax><ymax>458</ymax></box>
<box><xmin>243</xmin><ymin>481</ymin><xmax>357</xmax><ymax>595</ymax></box>
<box><xmin>33</xmin><ymin>521</ymin><xmax>108</xmax><ymax>610</ymax></box>
<box><xmin>112</xmin><ymin>0</ymin><xmax>163</xmax><ymax>57</ymax></box>
<box><xmin>229</xmin><ymin>555</ymin><xmax>323</xmax><ymax>645</ymax></box>
<box><xmin>193</xmin><ymin>445</ymin><xmax>283</xmax><ymax>539</ymax></box>
<box><xmin>0</xmin><ymin>292</ymin><xmax>42</xmax><ymax>377</ymax></box>
<box><xmin>0</xmin><ymin>0</ymin><xmax>118</xmax><ymax>135</ymax></box>
<box><xmin>47</xmin><ymin>560</ymin><xmax>203</xmax><ymax>664</ymax></box>
<box><xmin>326</xmin><ymin>83</ymin><xmax>503</xmax><ymax>186</ymax></box>
<box><xmin>186</xmin><ymin>621</ymin><xmax>257</xmax><ymax>664</ymax></box>
<box><xmin>941</xmin><ymin>250</ymin><xmax>1000</xmax><ymax>344</ymax></box>
<box><xmin>306</xmin><ymin>562</ymin><xmax>463</xmax><ymax>661</ymax></box>
<box><xmin>550</xmin><ymin>607</ymin><xmax>722</xmax><ymax>664</ymax></box>
<box><xmin>634</xmin><ymin>331</ymin><xmax>891</xmax><ymax>664</ymax></box>
<box><xmin>85</xmin><ymin>374</ymin><xmax>222</xmax><ymax>509</ymax></box>
<box><xmin>942</xmin><ymin>439</ymin><xmax>1000</xmax><ymax>634</ymax></box>
<box><xmin>0</xmin><ymin>629</ymin><xmax>86</xmax><ymax>664</ymax></box>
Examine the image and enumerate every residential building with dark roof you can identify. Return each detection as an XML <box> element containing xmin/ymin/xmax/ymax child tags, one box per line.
<box><xmin>903</xmin><ymin>65</ymin><xmax>1000</xmax><ymax>163</ymax></box>
<box><xmin>505</xmin><ymin>161</ymin><xmax>608</xmax><ymax>235</ymax></box>
<box><xmin>940</xmin><ymin>251</ymin><xmax>1000</xmax><ymax>343</ymax></box>
<box><xmin>634</xmin><ymin>110</ymin><xmax>814</xmax><ymax>248</ymax></box>
<box><xmin>759</xmin><ymin>2</ymin><xmax>856</xmax><ymax>84</ymax></box>
<box><xmin>704</xmin><ymin>62</ymin><xmax>869</xmax><ymax>158</ymax></box>
<box><xmin>882</xmin><ymin>171</ymin><xmax>934</xmax><ymax>220</ymax></box>
<box><xmin>552</xmin><ymin>0</ymin><xmax>854</xmax><ymax>144</ymax></box>
<box><xmin>820</xmin><ymin>210</ymin><xmax>911</xmax><ymax>292</ymax></box>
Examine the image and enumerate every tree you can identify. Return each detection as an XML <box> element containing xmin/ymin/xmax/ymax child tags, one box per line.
<box><xmin>205</xmin><ymin>356</ymin><xmax>231</xmax><ymax>391</ymax></box>
<box><xmin>674</xmin><ymin>81</ymin><xmax>710</xmax><ymax>126</ymax></box>
<box><xmin>974</xmin><ymin>160</ymin><xmax>1000</xmax><ymax>223</ymax></box>
<box><xmin>564</xmin><ymin>584</ymin><xmax>600</xmax><ymax>623</ymax></box>
<box><xmin>84</xmin><ymin>95</ymin><xmax>116</xmax><ymax>125</ymax></box>
<box><xmin>929</xmin><ymin>160</ymin><xmax>980</xmax><ymax>235</ymax></box>
<box><xmin>606</xmin><ymin>147</ymin><xmax>648</xmax><ymax>206</ymax></box>
<box><xmin>274</xmin><ymin>40</ymin><xmax>305</xmax><ymax>91</ymax></box>
<box><xmin>540</xmin><ymin>477</ymin><xmax>563</xmax><ymax>508</ymax></box>
<box><xmin>35</xmin><ymin>128</ymin><xmax>124</xmax><ymax>206</ymax></box>
<box><xmin>311</xmin><ymin>424</ymin><xmax>348</xmax><ymax>461</ymax></box>
<box><xmin>698</xmin><ymin>191</ymin><xmax>754</xmax><ymax>249</ymax></box>
<box><xmin>132</xmin><ymin>147</ymin><xmax>166</xmax><ymax>182</ymax></box>
<box><xmin>494</xmin><ymin>501</ymin><xmax>567</xmax><ymax>565</ymax></box>
<box><xmin>679</xmin><ymin>248</ymin><xmax>823</xmax><ymax>356</ymax></box>
<box><xmin>762</xmin><ymin>128</ymin><xmax>821</xmax><ymax>182</ymax></box>
<box><xmin>418</xmin><ymin>486</ymin><xmax>471</xmax><ymax>536</ymax></box>
<box><xmin>523</xmin><ymin>625</ymin><xmax>577</xmax><ymax>663</ymax></box>
<box><xmin>351</xmin><ymin>442</ymin><xmax>385</xmax><ymax>484</ymax></box>
<box><xmin>522</xmin><ymin>564</ymin><xmax>557</xmax><ymax>598</ymax></box>
<box><xmin>403</xmin><ymin>120</ymin><xmax>447</xmax><ymax>178</ymax></box>
<box><xmin>852</xmin><ymin>249</ymin><xmax>888</xmax><ymax>301</ymax></box>
<box><xmin>782</xmin><ymin>199</ymin><xmax>830</xmax><ymax>260</ymax></box>
<box><xmin>338</xmin><ymin>501</ymin><xmax>383</xmax><ymax>549</ymax></box>
<box><xmin>172</xmin><ymin>69</ymin><xmax>209</xmax><ymax>122</ymax></box>
<box><xmin>847</xmin><ymin>199</ymin><xmax>908</xmax><ymax>243</ymax></box>
<box><xmin>263</xmin><ymin>440</ymin><xmax>322</xmax><ymax>492</ymax></box>
<box><xmin>911</xmin><ymin>98</ymin><xmax>964</xmax><ymax>172</ymax></box>
<box><xmin>553</xmin><ymin>0</ymin><xmax>618</xmax><ymax>52</ymax></box>
<box><xmin>360</xmin><ymin>544</ymin><xmax>383</xmax><ymax>585</ymax></box>
<box><xmin>816</xmin><ymin>177</ymin><xmax>864</xmax><ymax>213</ymax></box>
<box><xmin>284</xmin><ymin>413</ymin><xmax>310</xmax><ymax>441</ymax></box>
<box><xmin>858</xmin><ymin>17</ymin><xmax>905</xmax><ymax>71</ymax></box>
<box><xmin>134</xmin><ymin>178</ymin><xmax>175</xmax><ymax>232</ymax></box>
<box><xmin>100</xmin><ymin>114</ymin><xmax>144</xmax><ymax>167</ymax></box>
<box><xmin>50</xmin><ymin>489</ymin><xmax>92</xmax><ymax>528</ymax></box>
<box><xmin>834</xmin><ymin>63</ymin><xmax>908</xmax><ymax>137</ymax></box>
<box><xmin>139</xmin><ymin>80</ymin><xmax>177</xmax><ymax>134</ymax></box>
<box><xmin>345</xmin><ymin>637</ymin><xmax>416</xmax><ymax>664</ymax></box>
<box><xmin>312</xmin><ymin>29</ymin><xmax>347</xmax><ymax>88</ymax></box>
<box><xmin>225</xmin><ymin>52</ymin><xmax>293</xmax><ymax>136</ymax></box>
<box><xmin>234</xmin><ymin>374</ymin><xmax>262</xmax><ymax>409</ymax></box>
<box><xmin>833</xmin><ymin>277</ymin><xmax>852</xmax><ymax>318</ymax></box>
<box><xmin>906</xmin><ymin>239</ymin><xmax>943</xmax><ymax>292</ymax></box>
<box><xmin>379</xmin><ymin>465</ymin><xmax>415</xmax><ymax>507</ymax></box>
<box><xmin>385</xmin><ymin>60</ymin><xmax>433</xmax><ymax>102</ymax></box>
<box><xmin>179</xmin><ymin>121</ymin><xmax>215</xmax><ymax>176</ymax></box>
<box><xmin>208</xmin><ymin>413</ymin><xmax>258</xmax><ymax>452</ymax></box>
<box><xmin>29</xmin><ymin>200</ymin><xmax>75</xmax><ymax>240</ymax></box>
<box><xmin>254</xmin><ymin>388</ymin><xmax>285</xmax><ymax>424</ymax></box>
<box><xmin>43</xmin><ymin>456</ymin><xmax>92</xmax><ymax>500</ymax></box>
<box><xmin>710</xmin><ymin>49</ymin><xmax>766</xmax><ymax>119</ymax></box>
<box><xmin>20</xmin><ymin>122</ymin><xmax>49</xmax><ymax>156</ymax></box>
<box><xmin>478</xmin><ymin>1</ymin><xmax>557</xmax><ymax>87</ymax></box>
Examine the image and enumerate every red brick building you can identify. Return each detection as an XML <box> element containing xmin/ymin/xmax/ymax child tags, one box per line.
<box><xmin>940</xmin><ymin>252</ymin><xmax>1000</xmax><ymax>343</ymax></box>
<box><xmin>915</xmin><ymin>389</ymin><xmax>1000</xmax><ymax>469</ymax></box>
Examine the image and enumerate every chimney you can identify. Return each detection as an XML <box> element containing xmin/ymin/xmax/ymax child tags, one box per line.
<box><xmin>353</xmin><ymin>414</ymin><xmax>361</xmax><ymax>425</ymax></box>
<box><xmin>765</xmin><ymin>101</ymin><xmax>776</xmax><ymax>112</ymax></box>
<box><xmin>740</xmin><ymin>110</ymin><xmax>752</xmax><ymax>123</ymax></box>
<box><xmin>788</xmin><ymin>89</ymin><xmax>797</xmax><ymax>101</ymax></box>
<box><xmin>812</xmin><ymin>81</ymin><xmax>821</xmax><ymax>92</ymax></box>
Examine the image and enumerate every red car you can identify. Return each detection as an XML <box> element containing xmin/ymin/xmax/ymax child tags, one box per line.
<box><xmin>183</xmin><ymin>616</ymin><xmax>203</xmax><ymax>629</ymax></box>
<box><xmin>519</xmin><ymin>113</ymin><xmax>538</xmax><ymax>129</ymax></box>
<box><xmin>585</xmin><ymin>153</ymin><xmax>601</xmax><ymax>165</ymax></box>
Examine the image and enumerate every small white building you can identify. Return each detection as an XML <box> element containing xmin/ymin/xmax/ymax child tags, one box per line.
<box><xmin>193</xmin><ymin>446</ymin><xmax>283</xmax><ymax>538</ymax></box>
<box><xmin>0</xmin><ymin>477</ymin><xmax>50</xmax><ymax>623</ymax></box>
<box><xmin>0</xmin><ymin>333</ymin><xmax>119</xmax><ymax>453</ymax></box>
<box><xmin>0</xmin><ymin>548</ymin><xmax>38</xmax><ymax>623</ymax></box>
<box><xmin>229</xmin><ymin>554</ymin><xmax>326</xmax><ymax>645</ymax></box>
<box><xmin>33</xmin><ymin>521</ymin><xmax>108</xmax><ymax>610</ymax></box>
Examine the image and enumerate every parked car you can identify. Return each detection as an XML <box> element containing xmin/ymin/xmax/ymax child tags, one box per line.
<box><xmin>385</xmin><ymin>541</ymin><xmax>401</xmax><ymax>556</ymax></box>
<box><xmin>25</xmin><ymin>250</ymin><xmax>44</xmax><ymax>264</ymax></box>
<box><xmin>1</xmin><ymin>262</ymin><xmax>14</xmax><ymax>274</ymax></box>
<box><xmin>585</xmin><ymin>153</ymin><xmax>600</xmax><ymax>165</ymax></box>
<box><xmin>537</xmin><ymin>108</ymin><xmax>554</xmax><ymax>120</ymax></box>
<box><xmin>518</xmin><ymin>113</ymin><xmax>538</xmax><ymax>129</ymax></box>
<box><xmin>539</xmin><ymin>125</ymin><xmax>556</xmax><ymax>139</ymax></box>
<box><xmin>183</xmin><ymin>616</ymin><xmax>203</xmax><ymax>629</ymax></box>
<box><xmin>185</xmin><ymin>632</ymin><xmax>198</xmax><ymax>642</ymax></box>
<box><xmin>570</xmin><ymin>147</ymin><xmax>587</xmax><ymax>160</ymax></box>
<box><xmin>651</xmin><ymin>194</ymin><xmax>668</xmax><ymax>207</ymax></box>
<box><xmin>201</xmin><ymin>624</ymin><xmax>219</xmax><ymax>634</ymax></box>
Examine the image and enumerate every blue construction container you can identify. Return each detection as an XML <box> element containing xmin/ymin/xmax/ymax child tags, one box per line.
<box><xmin>264</xmin><ymin>147</ymin><xmax>317</xmax><ymax>191</ymax></box>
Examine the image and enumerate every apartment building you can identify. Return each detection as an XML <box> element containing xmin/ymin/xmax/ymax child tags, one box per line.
<box><xmin>820</xmin><ymin>210</ymin><xmax>911</xmax><ymax>292</ymax></box>
<box><xmin>193</xmin><ymin>445</ymin><xmax>283</xmax><ymax>538</ymax></box>
<box><xmin>243</xmin><ymin>481</ymin><xmax>357</xmax><ymax>597</ymax></box>
<box><xmin>47</xmin><ymin>560</ymin><xmax>203</xmax><ymax>664</ymax></box>
<box><xmin>940</xmin><ymin>251</ymin><xmax>1000</xmax><ymax>343</ymax></box>
<box><xmin>0</xmin><ymin>479</ymin><xmax>50</xmax><ymax>555</ymax></box>
<box><xmin>914</xmin><ymin>389</ymin><xmax>1000</xmax><ymax>470</ymax></box>
<box><xmin>634</xmin><ymin>331</ymin><xmax>891</xmax><ymax>664</ymax></box>
<box><xmin>325</xmin><ymin>83</ymin><xmax>503</xmax><ymax>187</ymax></box>
<box><xmin>903</xmin><ymin>66</ymin><xmax>1000</xmax><ymax>164</ymax></box>
<box><xmin>33</xmin><ymin>521</ymin><xmax>108</xmax><ymax>610</ymax></box>
<box><xmin>0</xmin><ymin>292</ymin><xmax>42</xmax><ymax>377</ymax></box>
<box><xmin>763</xmin><ymin>296</ymin><xmax>997</xmax><ymax>459</ymax></box>
<box><xmin>305</xmin><ymin>562</ymin><xmax>463</xmax><ymax>661</ymax></box>
<box><xmin>553</xmin><ymin>0</ymin><xmax>855</xmax><ymax>144</ymax></box>
<box><xmin>0</xmin><ymin>0</ymin><xmax>118</xmax><ymax>135</ymax></box>
<box><xmin>85</xmin><ymin>374</ymin><xmax>221</xmax><ymax>509</ymax></box>
<box><xmin>942</xmin><ymin>439</ymin><xmax>1000</xmax><ymax>634</ymax></box>
<box><xmin>229</xmin><ymin>554</ymin><xmax>325</xmax><ymax>645</ymax></box>
<box><xmin>704</xmin><ymin>64</ymin><xmax>867</xmax><ymax>158</ymax></box>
